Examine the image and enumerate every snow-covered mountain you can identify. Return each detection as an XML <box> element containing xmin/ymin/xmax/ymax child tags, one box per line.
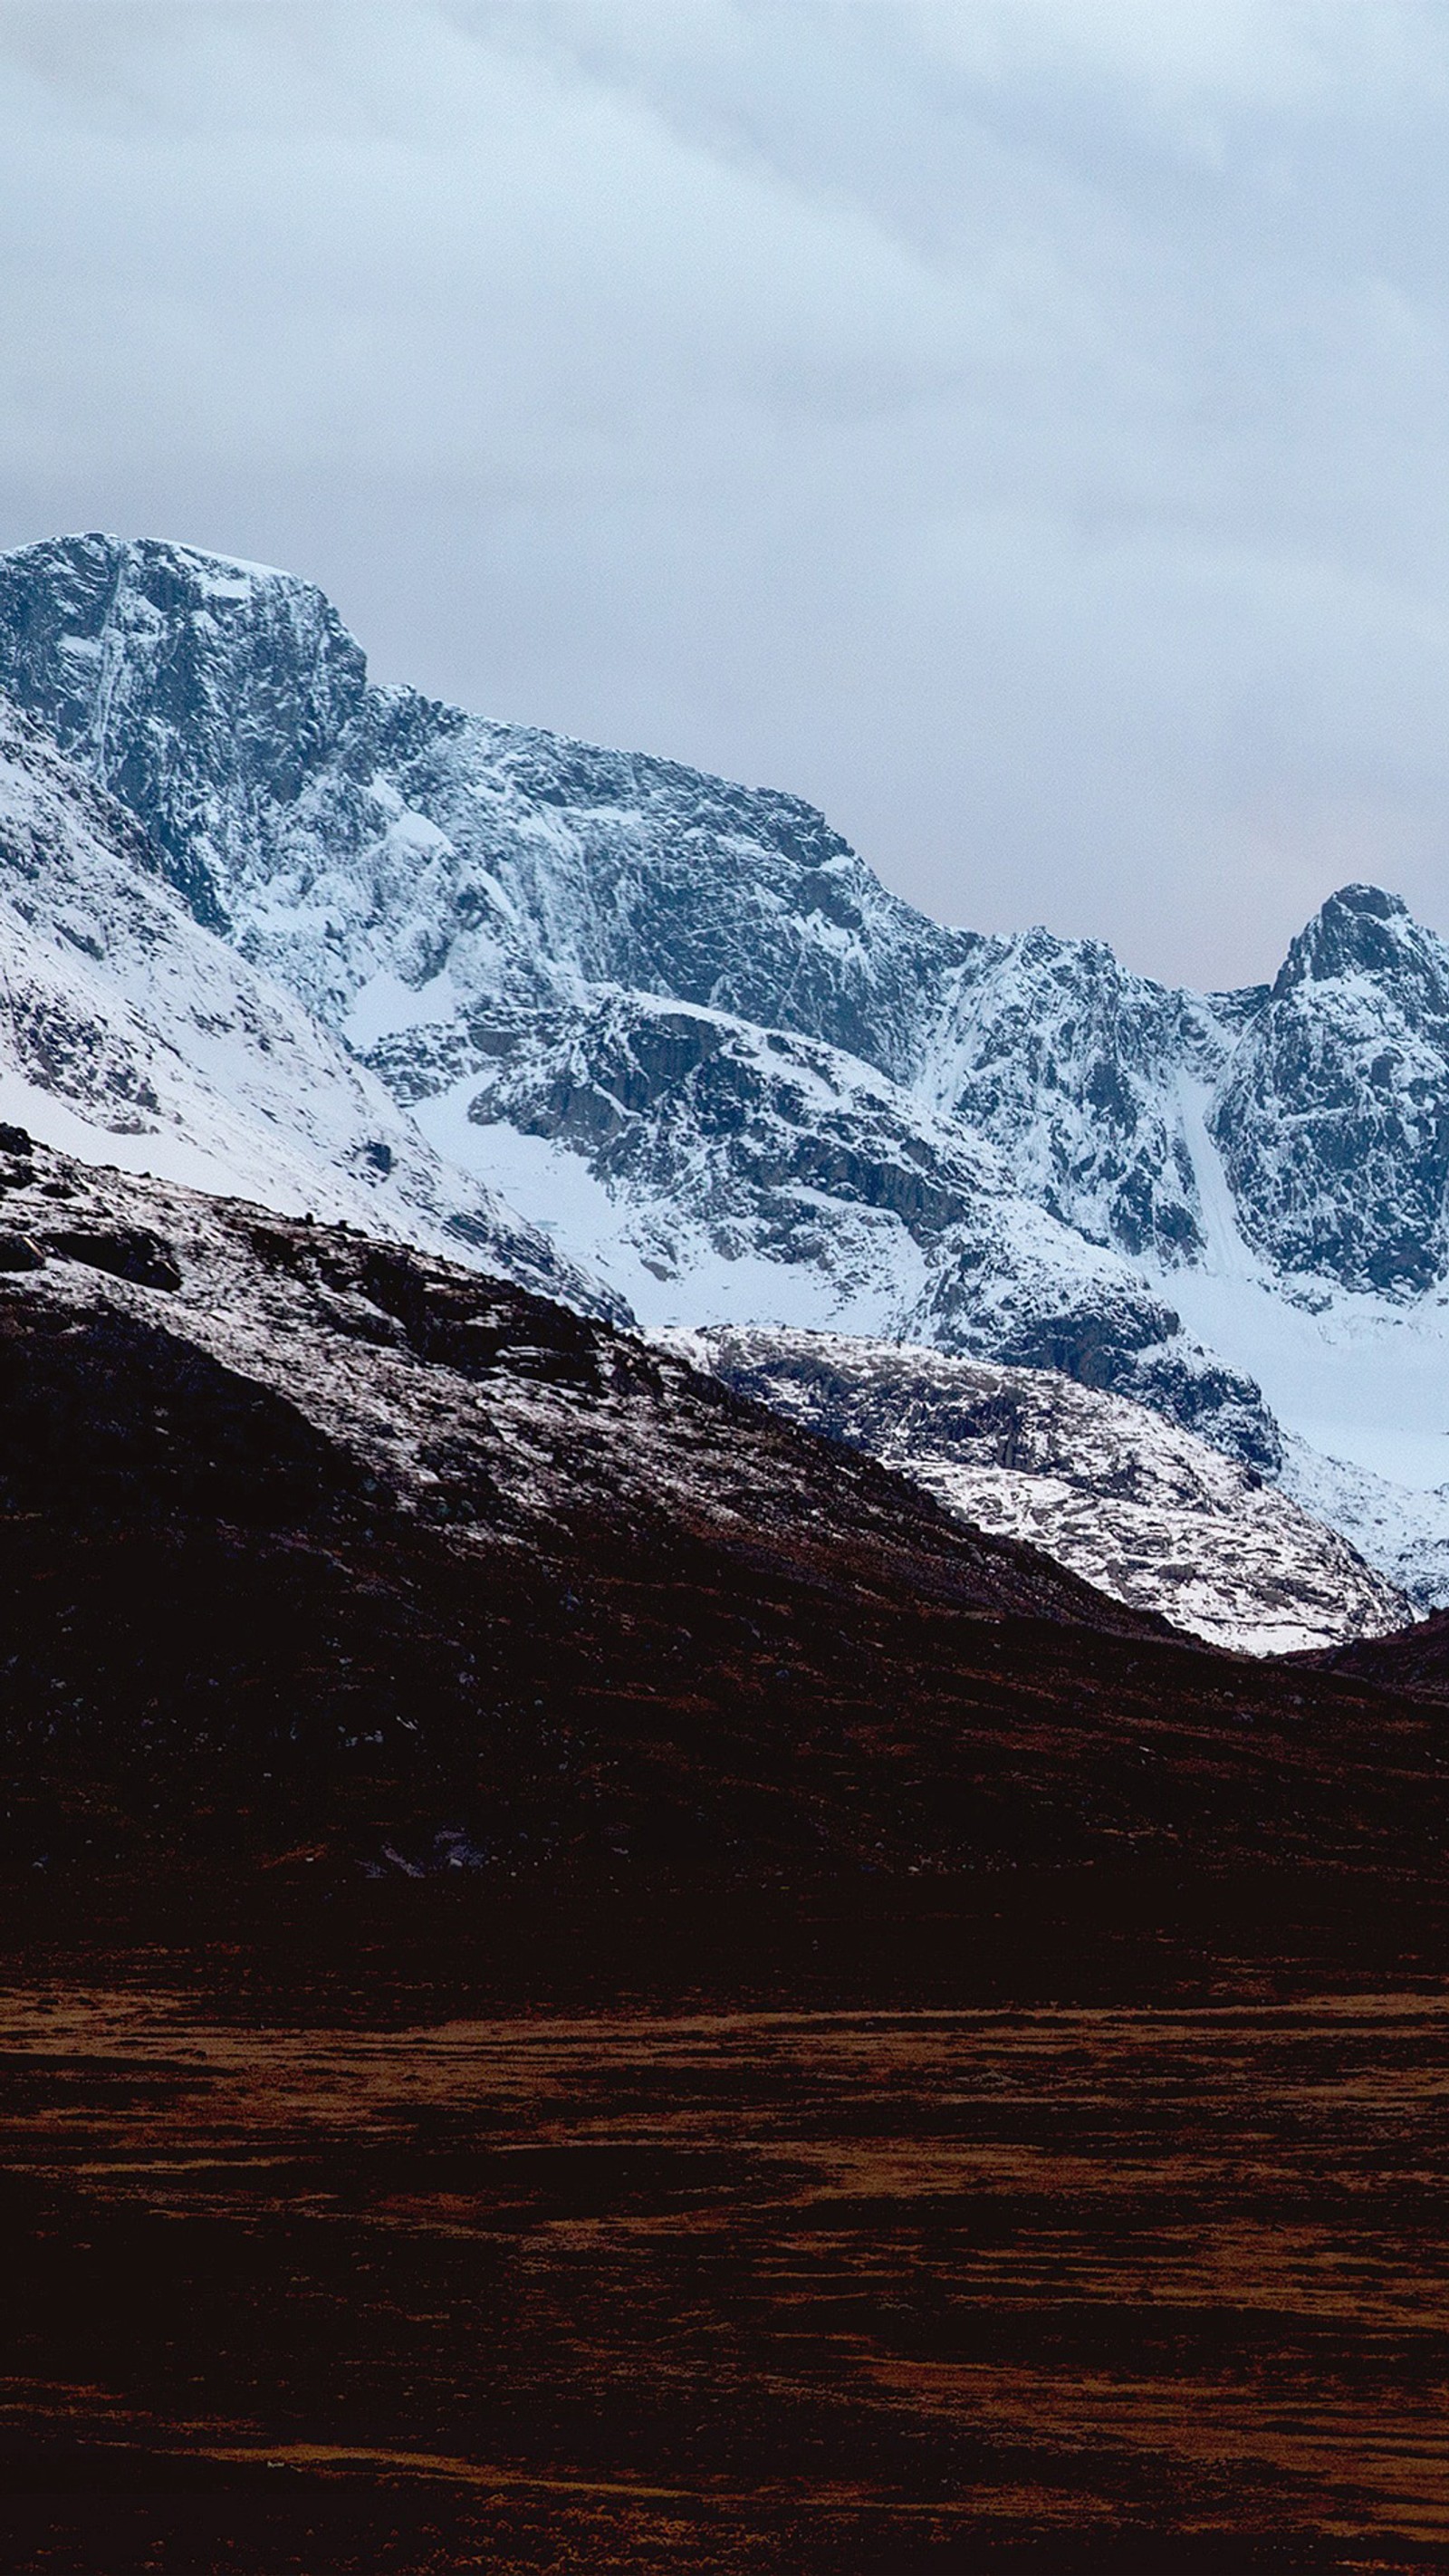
<box><xmin>668</xmin><ymin>1326</ymin><xmax>1407</xmax><ymax>1655</ymax></box>
<box><xmin>0</xmin><ymin>536</ymin><xmax>1279</xmax><ymax>1450</ymax></box>
<box><xmin>5</xmin><ymin>532</ymin><xmax>1449</xmax><ymax>1597</ymax></box>
<box><xmin>400</xmin><ymin>981</ymin><xmax>1274</xmax><ymax>1463</ymax></box>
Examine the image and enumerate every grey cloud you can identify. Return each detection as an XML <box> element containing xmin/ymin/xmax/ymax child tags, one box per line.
<box><xmin>2</xmin><ymin>1</ymin><xmax>1449</xmax><ymax>985</ymax></box>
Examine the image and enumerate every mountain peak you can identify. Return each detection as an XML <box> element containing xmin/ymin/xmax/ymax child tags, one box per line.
<box><xmin>5</xmin><ymin>529</ymin><xmax>321</xmax><ymax>602</ymax></box>
<box><xmin>0</xmin><ymin>533</ymin><xmax>369</xmax><ymax>930</ymax></box>
<box><xmin>1327</xmin><ymin>881</ymin><xmax>1407</xmax><ymax>916</ymax></box>
<box><xmin>1274</xmin><ymin>883</ymin><xmax>1417</xmax><ymax>994</ymax></box>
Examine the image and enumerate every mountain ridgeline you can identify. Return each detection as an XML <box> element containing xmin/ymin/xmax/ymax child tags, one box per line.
<box><xmin>3</xmin><ymin>533</ymin><xmax>1449</xmax><ymax>1532</ymax></box>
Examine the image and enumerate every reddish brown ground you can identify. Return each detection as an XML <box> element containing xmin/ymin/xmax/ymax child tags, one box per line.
<box><xmin>5</xmin><ymin>1887</ymin><xmax>1449</xmax><ymax>2573</ymax></box>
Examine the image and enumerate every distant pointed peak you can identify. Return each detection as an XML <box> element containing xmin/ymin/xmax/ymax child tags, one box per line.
<box><xmin>1274</xmin><ymin>883</ymin><xmax>1420</xmax><ymax>994</ymax></box>
<box><xmin>1321</xmin><ymin>882</ymin><xmax>1408</xmax><ymax>921</ymax></box>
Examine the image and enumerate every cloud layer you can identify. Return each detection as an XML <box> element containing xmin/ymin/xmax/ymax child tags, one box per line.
<box><xmin>2</xmin><ymin>0</ymin><xmax>1449</xmax><ymax>985</ymax></box>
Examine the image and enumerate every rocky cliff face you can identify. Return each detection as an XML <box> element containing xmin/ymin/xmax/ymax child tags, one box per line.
<box><xmin>0</xmin><ymin>533</ymin><xmax>368</xmax><ymax>935</ymax></box>
<box><xmin>914</xmin><ymin>930</ymin><xmax>1247</xmax><ymax>1264</ymax></box>
<box><xmin>1211</xmin><ymin>885</ymin><xmax>1449</xmax><ymax>1294</ymax></box>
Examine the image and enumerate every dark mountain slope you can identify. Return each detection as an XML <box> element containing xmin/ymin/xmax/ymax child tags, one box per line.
<box><xmin>1300</xmin><ymin>1608</ymin><xmax>1449</xmax><ymax>1698</ymax></box>
<box><xmin>1</xmin><ymin>1135</ymin><xmax>1447</xmax><ymax>1887</ymax></box>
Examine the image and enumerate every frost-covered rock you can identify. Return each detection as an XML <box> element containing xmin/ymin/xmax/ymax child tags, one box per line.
<box><xmin>673</xmin><ymin>1327</ymin><xmax>1407</xmax><ymax>1656</ymax></box>
<box><xmin>914</xmin><ymin>929</ymin><xmax>1253</xmax><ymax>1265</ymax></box>
<box><xmin>385</xmin><ymin>983</ymin><xmax>1275</xmax><ymax>1462</ymax></box>
<box><xmin>1212</xmin><ymin>886</ymin><xmax>1449</xmax><ymax>1295</ymax></box>
<box><xmin>0</xmin><ymin>694</ymin><xmax>612</xmax><ymax>1313</ymax></box>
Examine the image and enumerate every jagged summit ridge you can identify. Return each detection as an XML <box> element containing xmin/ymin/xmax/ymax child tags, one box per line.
<box><xmin>0</xmin><ymin>533</ymin><xmax>963</xmax><ymax>1073</ymax></box>
<box><xmin>13</xmin><ymin>533</ymin><xmax>1436</xmax><ymax>1312</ymax></box>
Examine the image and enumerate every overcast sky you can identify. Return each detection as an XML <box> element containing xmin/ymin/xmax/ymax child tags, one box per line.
<box><xmin>4</xmin><ymin>2</ymin><xmax>1449</xmax><ymax>985</ymax></box>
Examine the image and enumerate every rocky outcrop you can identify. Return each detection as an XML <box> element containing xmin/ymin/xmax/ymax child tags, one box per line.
<box><xmin>1212</xmin><ymin>886</ymin><xmax>1449</xmax><ymax>1293</ymax></box>
<box><xmin>671</xmin><ymin>1325</ymin><xmax>1406</xmax><ymax>1655</ymax></box>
